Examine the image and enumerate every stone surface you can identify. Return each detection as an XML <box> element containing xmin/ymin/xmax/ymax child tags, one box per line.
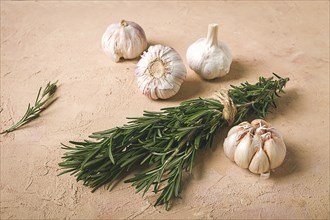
<box><xmin>1</xmin><ymin>1</ymin><xmax>329</xmax><ymax>219</ymax></box>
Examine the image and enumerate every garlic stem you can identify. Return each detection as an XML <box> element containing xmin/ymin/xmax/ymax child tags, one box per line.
<box><xmin>206</xmin><ymin>24</ymin><xmax>218</xmax><ymax>47</ymax></box>
<box><xmin>120</xmin><ymin>20</ymin><xmax>128</xmax><ymax>27</ymax></box>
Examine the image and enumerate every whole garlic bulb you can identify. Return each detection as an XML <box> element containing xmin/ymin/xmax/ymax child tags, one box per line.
<box><xmin>101</xmin><ymin>20</ymin><xmax>148</xmax><ymax>62</ymax></box>
<box><xmin>223</xmin><ymin>119</ymin><xmax>286</xmax><ymax>175</ymax></box>
<box><xmin>135</xmin><ymin>44</ymin><xmax>187</xmax><ymax>100</ymax></box>
<box><xmin>186</xmin><ymin>24</ymin><xmax>232</xmax><ymax>80</ymax></box>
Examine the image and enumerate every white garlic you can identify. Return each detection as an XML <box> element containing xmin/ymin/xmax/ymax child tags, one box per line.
<box><xmin>223</xmin><ymin>122</ymin><xmax>252</xmax><ymax>161</ymax></box>
<box><xmin>135</xmin><ymin>44</ymin><xmax>187</xmax><ymax>100</ymax></box>
<box><xmin>234</xmin><ymin>132</ymin><xmax>255</xmax><ymax>168</ymax></box>
<box><xmin>249</xmin><ymin>144</ymin><xmax>270</xmax><ymax>174</ymax></box>
<box><xmin>186</xmin><ymin>24</ymin><xmax>232</xmax><ymax>80</ymax></box>
<box><xmin>223</xmin><ymin>119</ymin><xmax>286</xmax><ymax>175</ymax></box>
<box><xmin>227</xmin><ymin>121</ymin><xmax>251</xmax><ymax>137</ymax></box>
<box><xmin>101</xmin><ymin>20</ymin><xmax>148</xmax><ymax>62</ymax></box>
<box><xmin>263</xmin><ymin>131</ymin><xmax>286</xmax><ymax>169</ymax></box>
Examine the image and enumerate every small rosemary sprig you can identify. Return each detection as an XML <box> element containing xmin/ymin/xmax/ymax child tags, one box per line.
<box><xmin>1</xmin><ymin>81</ymin><xmax>58</xmax><ymax>134</ymax></box>
<box><xmin>59</xmin><ymin>74</ymin><xmax>289</xmax><ymax>210</ymax></box>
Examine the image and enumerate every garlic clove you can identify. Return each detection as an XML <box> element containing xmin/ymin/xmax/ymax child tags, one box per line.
<box><xmin>252</xmin><ymin>119</ymin><xmax>271</xmax><ymax>136</ymax></box>
<box><xmin>251</xmin><ymin>119</ymin><xmax>270</xmax><ymax>128</ymax></box>
<box><xmin>227</xmin><ymin>121</ymin><xmax>251</xmax><ymax>137</ymax></box>
<box><xmin>227</xmin><ymin>125</ymin><xmax>243</xmax><ymax>138</ymax></box>
<box><xmin>249</xmin><ymin>147</ymin><xmax>270</xmax><ymax>174</ymax></box>
<box><xmin>263</xmin><ymin>131</ymin><xmax>286</xmax><ymax>169</ymax></box>
<box><xmin>266</xmin><ymin>127</ymin><xmax>283</xmax><ymax>138</ymax></box>
<box><xmin>102</xmin><ymin>20</ymin><xmax>148</xmax><ymax>62</ymax></box>
<box><xmin>186</xmin><ymin>24</ymin><xmax>232</xmax><ymax>80</ymax></box>
<box><xmin>135</xmin><ymin>45</ymin><xmax>186</xmax><ymax>100</ymax></box>
<box><xmin>224</xmin><ymin>122</ymin><xmax>252</xmax><ymax>161</ymax></box>
<box><xmin>223</xmin><ymin>130</ymin><xmax>248</xmax><ymax>161</ymax></box>
<box><xmin>234</xmin><ymin>132</ymin><xmax>256</xmax><ymax>168</ymax></box>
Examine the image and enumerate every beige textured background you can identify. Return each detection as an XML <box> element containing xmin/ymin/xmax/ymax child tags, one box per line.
<box><xmin>1</xmin><ymin>1</ymin><xmax>329</xmax><ymax>219</ymax></box>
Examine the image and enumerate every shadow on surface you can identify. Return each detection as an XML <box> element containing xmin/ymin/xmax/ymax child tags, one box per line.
<box><xmin>271</xmin><ymin>141</ymin><xmax>302</xmax><ymax>179</ymax></box>
<box><xmin>272</xmin><ymin>88</ymin><xmax>299</xmax><ymax>116</ymax></box>
<box><xmin>205</xmin><ymin>59</ymin><xmax>252</xmax><ymax>84</ymax></box>
<box><xmin>165</xmin><ymin>78</ymin><xmax>203</xmax><ymax>102</ymax></box>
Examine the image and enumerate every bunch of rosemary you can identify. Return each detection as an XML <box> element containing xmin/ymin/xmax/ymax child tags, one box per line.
<box><xmin>59</xmin><ymin>74</ymin><xmax>289</xmax><ymax>210</ymax></box>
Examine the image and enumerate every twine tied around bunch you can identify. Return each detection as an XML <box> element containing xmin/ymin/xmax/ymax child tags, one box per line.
<box><xmin>215</xmin><ymin>89</ymin><xmax>237</xmax><ymax>125</ymax></box>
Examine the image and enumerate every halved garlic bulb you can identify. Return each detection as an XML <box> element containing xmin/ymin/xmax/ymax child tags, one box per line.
<box><xmin>135</xmin><ymin>44</ymin><xmax>187</xmax><ymax>100</ymax></box>
<box><xmin>101</xmin><ymin>20</ymin><xmax>148</xmax><ymax>62</ymax></box>
<box><xmin>223</xmin><ymin>119</ymin><xmax>286</xmax><ymax>175</ymax></box>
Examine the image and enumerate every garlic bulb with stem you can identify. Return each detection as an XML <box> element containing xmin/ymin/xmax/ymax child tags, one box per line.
<box><xmin>186</xmin><ymin>24</ymin><xmax>232</xmax><ymax>80</ymax></box>
<box><xmin>135</xmin><ymin>44</ymin><xmax>187</xmax><ymax>100</ymax></box>
<box><xmin>101</xmin><ymin>20</ymin><xmax>148</xmax><ymax>62</ymax></box>
<box><xmin>223</xmin><ymin>119</ymin><xmax>286</xmax><ymax>175</ymax></box>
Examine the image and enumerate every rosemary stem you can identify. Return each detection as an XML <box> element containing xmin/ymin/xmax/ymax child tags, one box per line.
<box><xmin>0</xmin><ymin>81</ymin><xmax>58</xmax><ymax>134</ymax></box>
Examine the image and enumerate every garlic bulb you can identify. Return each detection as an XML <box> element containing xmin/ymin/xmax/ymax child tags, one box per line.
<box><xmin>186</xmin><ymin>24</ymin><xmax>232</xmax><ymax>80</ymax></box>
<box><xmin>101</xmin><ymin>20</ymin><xmax>148</xmax><ymax>62</ymax></box>
<box><xmin>135</xmin><ymin>44</ymin><xmax>187</xmax><ymax>100</ymax></box>
<box><xmin>223</xmin><ymin>119</ymin><xmax>286</xmax><ymax>175</ymax></box>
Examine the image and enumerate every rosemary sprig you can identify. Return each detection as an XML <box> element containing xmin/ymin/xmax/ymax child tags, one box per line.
<box><xmin>0</xmin><ymin>81</ymin><xmax>58</xmax><ymax>134</ymax></box>
<box><xmin>59</xmin><ymin>74</ymin><xmax>289</xmax><ymax>210</ymax></box>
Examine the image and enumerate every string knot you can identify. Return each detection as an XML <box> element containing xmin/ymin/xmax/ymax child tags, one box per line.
<box><xmin>215</xmin><ymin>89</ymin><xmax>237</xmax><ymax>125</ymax></box>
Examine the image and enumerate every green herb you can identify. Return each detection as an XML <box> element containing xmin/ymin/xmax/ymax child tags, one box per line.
<box><xmin>1</xmin><ymin>81</ymin><xmax>58</xmax><ymax>134</ymax></box>
<box><xmin>59</xmin><ymin>74</ymin><xmax>289</xmax><ymax>210</ymax></box>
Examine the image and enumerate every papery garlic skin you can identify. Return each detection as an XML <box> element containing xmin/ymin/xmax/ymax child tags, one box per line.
<box><xmin>186</xmin><ymin>24</ymin><xmax>232</xmax><ymax>80</ymax></box>
<box><xmin>223</xmin><ymin>119</ymin><xmax>286</xmax><ymax>175</ymax></box>
<box><xmin>135</xmin><ymin>45</ymin><xmax>187</xmax><ymax>100</ymax></box>
<box><xmin>102</xmin><ymin>20</ymin><xmax>147</xmax><ymax>62</ymax></box>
